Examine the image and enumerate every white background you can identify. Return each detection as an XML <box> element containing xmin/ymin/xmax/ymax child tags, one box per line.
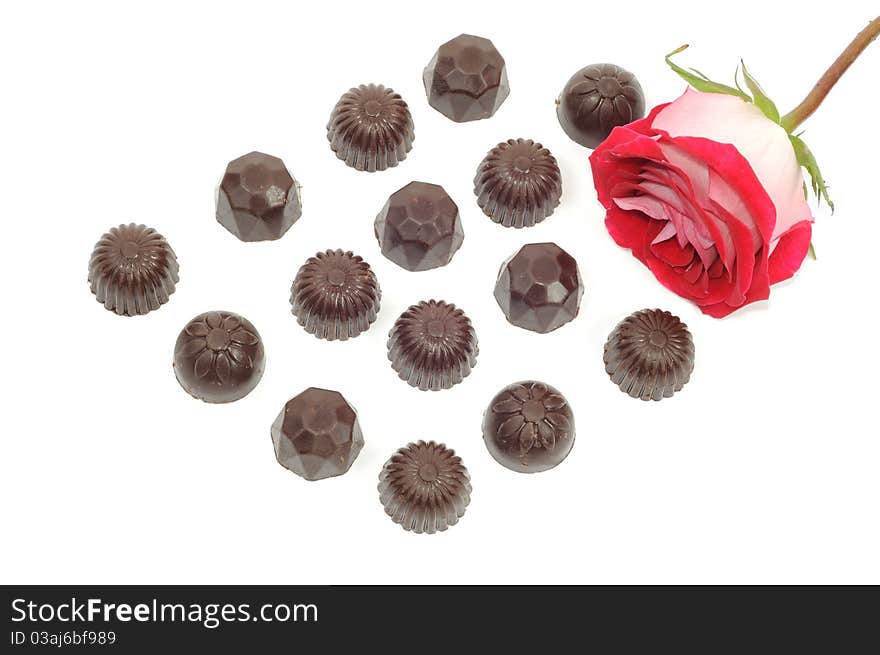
<box><xmin>2</xmin><ymin>1</ymin><xmax>878</xmax><ymax>584</ymax></box>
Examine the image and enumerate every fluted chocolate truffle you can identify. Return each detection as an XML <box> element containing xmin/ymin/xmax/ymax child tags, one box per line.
<box><xmin>374</xmin><ymin>181</ymin><xmax>464</xmax><ymax>271</ymax></box>
<box><xmin>290</xmin><ymin>249</ymin><xmax>380</xmax><ymax>340</ymax></box>
<box><xmin>88</xmin><ymin>223</ymin><xmax>179</xmax><ymax>316</ymax></box>
<box><xmin>271</xmin><ymin>388</ymin><xmax>364</xmax><ymax>481</ymax></box>
<box><xmin>173</xmin><ymin>311</ymin><xmax>265</xmax><ymax>403</ymax></box>
<box><xmin>387</xmin><ymin>300</ymin><xmax>478</xmax><ymax>391</ymax></box>
<box><xmin>327</xmin><ymin>84</ymin><xmax>414</xmax><ymax>172</ymax></box>
<box><xmin>474</xmin><ymin>138</ymin><xmax>561</xmax><ymax>228</ymax></box>
<box><xmin>604</xmin><ymin>309</ymin><xmax>694</xmax><ymax>401</ymax></box>
<box><xmin>215</xmin><ymin>151</ymin><xmax>302</xmax><ymax>242</ymax></box>
<box><xmin>482</xmin><ymin>381</ymin><xmax>575</xmax><ymax>473</ymax></box>
<box><xmin>378</xmin><ymin>441</ymin><xmax>471</xmax><ymax>534</ymax></box>
<box><xmin>557</xmin><ymin>64</ymin><xmax>645</xmax><ymax>148</ymax></box>
<box><xmin>423</xmin><ymin>34</ymin><xmax>510</xmax><ymax>122</ymax></box>
<box><xmin>494</xmin><ymin>242</ymin><xmax>584</xmax><ymax>333</ymax></box>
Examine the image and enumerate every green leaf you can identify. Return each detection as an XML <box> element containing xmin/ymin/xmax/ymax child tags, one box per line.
<box><xmin>740</xmin><ymin>60</ymin><xmax>781</xmax><ymax>123</ymax></box>
<box><xmin>789</xmin><ymin>133</ymin><xmax>834</xmax><ymax>211</ymax></box>
<box><xmin>665</xmin><ymin>45</ymin><xmax>751</xmax><ymax>101</ymax></box>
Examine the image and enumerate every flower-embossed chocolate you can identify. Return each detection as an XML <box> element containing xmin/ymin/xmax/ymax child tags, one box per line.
<box><xmin>387</xmin><ymin>300</ymin><xmax>478</xmax><ymax>391</ymax></box>
<box><xmin>88</xmin><ymin>223</ymin><xmax>179</xmax><ymax>316</ymax></box>
<box><xmin>216</xmin><ymin>151</ymin><xmax>302</xmax><ymax>242</ymax></box>
<box><xmin>482</xmin><ymin>381</ymin><xmax>575</xmax><ymax>473</ymax></box>
<box><xmin>327</xmin><ymin>84</ymin><xmax>414</xmax><ymax>172</ymax></box>
<box><xmin>270</xmin><ymin>388</ymin><xmax>364</xmax><ymax>481</ymax></box>
<box><xmin>422</xmin><ymin>33</ymin><xmax>510</xmax><ymax>123</ymax></box>
<box><xmin>494</xmin><ymin>243</ymin><xmax>584</xmax><ymax>333</ymax></box>
<box><xmin>173</xmin><ymin>311</ymin><xmax>265</xmax><ymax>403</ymax></box>
<box><xmin>557</xmin><ymin>63</ymin><xmax>646</xmax><ymax>149</ymax></box>
<box><xmin>374</xmin><ymin>181</ymin><xmax>464</xmax><ymax>271</ymax></box>
<box><xmin>378</xmin><ymin>441</ymin><xmax>471</xmax><ymax>534</ymax></box>
<box><xmin>290</xmin><ymin>249</ymin><xmax>381</xmax><ymax>340</ymax></box>
<box><xmin>474</xmin><ymin>138</ymin><xmax>562</xmax><ymax>228</ymax></box>
<box><xmin>604</xmin><ymin>309</ymin><xmax>695</xmax><ymax>401</ymax></box>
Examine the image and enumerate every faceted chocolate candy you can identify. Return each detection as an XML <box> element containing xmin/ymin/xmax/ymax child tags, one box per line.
<box><xmin>290</xmin><ymin>249</ymin><xmax>381</xmax><ymax>340</ymax></box>
<box><xmin>173</xmin><ymin>311</ymin><xmax>265</xmax><ymax>403</ymax></box>
<box><xmin>557</xmin><ymin>64</ymin><xmax>646</xmax><ymax>149</ymax></box>
<box><xmin>387</xmin><ymin>300</ymin><xmax>478</xmax><ymax>391</ymax></box>
<box><xmin>483</xmin><ymin>381</ymin><xmax>575</xmax><ymax>473</ymax></box>
<box><xmin>422</xmin><ymin>34</ymin><xmax>510</xmax><ymax>123</ymax></box>
<box><xmin>270</xmin><ymin>387</ymin><xmax>364</xmax><ymax>481</ymax></box>
<box><xmin>378</xmin><ymin>441</ymin><xmax>471</xmax><ymax>534</ymax></box>
<box><xmin>88</xmin><ymin>223</ymin><xmax>179</xmax><ymax>316</ymax></box>
<box><xmin>327</xmin><ymin>84</ymin><xmax>414</xmax><ymax>172</ymax></box>
<box><xmin>604</xmin><ymin>309</ymin><xmax>694</xmax><ymax>401</ymax></box>
<box><xmin>494</xmin><ymin>243</ymin><xmax>584</xmax><ymax>333</ymax></box>
<box><xmin>474</xmin><ymin>138</ymin><xmax>562</xmax><ymax>228</ymax></box>
<box><xmin>374</xmin><ymin>182</ymin><xmax>464</xmax><ymax>271</ymax></box>
<box><xmin>216</xmin><ymin>151</ymin><xmax>302</xmax><ymax>242</ymax></box>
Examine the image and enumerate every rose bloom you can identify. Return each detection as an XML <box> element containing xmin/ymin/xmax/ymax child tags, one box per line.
<box><xmin>590</xmin><ymin>88</ymin><xmax>814</xmax><ymax>318</ymax></box>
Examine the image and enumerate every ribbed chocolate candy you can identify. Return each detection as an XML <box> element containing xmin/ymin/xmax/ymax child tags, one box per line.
<box><xmin>327</xmin><ymin>84</ymin><xmax>414</xmax><ymax>172</ymax></box>
<box><xmin>387</xmin><ymin>300</ymin><xmax>478</xmax><ymax>391</ymax></box>
<box><xmin>88</xmin><ymin>223</ymin><xmax>179</xmax><ymax>316</ymax></box>
<box><xmin>378</xmin><ymin>441</ymin><xmax>471</xmax><ymax>534</ymax></box>
<box><xmin>474</xmin><ymin>138</ymin><xmax>562</xmax><ymax>228</ymax></box>
<box><xmin>604</xmin><ymin>309</ymin><xmax>694</xmax><ymax>401</ymax></box>
<box><xmin>290</xmin><ymin>249</ymin><xmax>380</xmax><ymax>340</ymax></box>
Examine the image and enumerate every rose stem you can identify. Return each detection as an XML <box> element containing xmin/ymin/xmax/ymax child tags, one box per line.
<box><xmin>781</xmin><ymin>16</ymin><xmax>880</xmax><ymax>132</ymax></box>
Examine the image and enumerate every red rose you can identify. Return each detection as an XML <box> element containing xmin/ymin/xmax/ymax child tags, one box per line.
<box><xmin>590</xmin><ymin>88</ymin><xmax>814</xmax><ymax>318</ymax></box>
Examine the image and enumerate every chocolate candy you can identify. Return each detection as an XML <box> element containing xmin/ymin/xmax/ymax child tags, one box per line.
<box><xmin>173</xmin><ymin>311</ymin><xmax>265</xmax><ymax>403</ymax></box>
<box><xmin>378</xmin><ymin>441</ymin><xmax>471</xmax><ymax>534</ymax></box>
<box><xmin>604</xmin><ymin>309</ymin><xmax>694</xmax><ymax>401</ymax></box>
<box><xmin>494</xmin><ymin>243</ymin><xmax>584</xmax><ymax>333</ymax></box>
<box><xmin>374</xmin><ymin>181</ymin><xmax>463</xmax><ymax>271</ymax></box>
<box><xmin>216</xmin><ymin>151</ymin><xmax>302</xmax><ymax>242</ymax></box>
<box><xmin>290</xmin><ymin>249</ymin><xmax>381</xmax><ymax>340</ymax></box>
<box><xmin>387</xmin><ymin>300</ymin><xmax>478</xmax><ymax>391</ymax></box>
<box><xmin>423</xmin><ymin>34</ymin><xmax>510</xmax><ymax>123</ymax></box>
<box><xmin>327</xmin><ymin>84</ymin><xmax>414</xmax><ymax>172</ymax></box>
<box><xmin>482</xmin><ymin>381</ymin><xmax>575</xmax><ymax>473</ymax></box>
<box><xmin>474</xmin><ymin>138</ymin><xmax>562</xmax><ymax>228</ymax></box>
<box><xmin>270</xmin><ymin>387</ymin><xmax>364</xmax><ymax>481</ymax></box>
<box><xmin>88</xmin><ymin>223</ymin><xmax>178</xmax><ymax>316</ymax></box>
<box><xmin>557</xmin><ymin>64</ymin><xmax>645</xmax><ymax>149</ymax></box>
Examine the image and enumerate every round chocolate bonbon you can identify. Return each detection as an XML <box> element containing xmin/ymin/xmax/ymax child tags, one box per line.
<box><xmin>173</xmin><ymin>311</ymin><xmax>265</xmax><ymax>403</ymax></box>
<box><xmin>474</xmin><ymin>138</ymin><xmax>562</xmax><ymax>228</ymax></box>
<box><xmin>290</xmin><ymin>249</ymin><xmax>380</xmax><ymax>341</ymax></box>
<box><xmin>88</xmin><ymin>223</ymin><xmax>179</xmax><ymax>317</ymax></box>
<box><xmin>378</xmin><ymin>440</ymin><xmax>471</xmax><ymax>534</ymax></box>
<box><xmin>603</xmin><ymin>309</ymin><xmax>694</xmax><ymax>401</ymax></box>
<box><xmin>482</xmin><ymin>381</ymin><xmax>575</xmax><ymax>473</ymax></box>
<box><xmin>215</xmin><ymin>151</ymin><xmax>302</xmax><ymax>242</ymax></box>
<box><xmin>556</xmin><ymin>63</ymin><xmax>646</xmax><ymax>149</ymax></box>
<box><xmin>387</xmin><ymin>300</ymin><xmax>478</xmax><ymax>391</ymax></box>
<box><xmin>327</xmin><ymin>83</ymin><xmax>414</xmax><ymax>172</ymax></box>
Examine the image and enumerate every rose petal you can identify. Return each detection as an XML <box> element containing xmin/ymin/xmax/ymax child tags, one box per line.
<box><xmin>230</xmin><ymin>329</ymin><xmax>258</xmax><ymax>346</ymax></box>
<box><xmin>177</xmin><ymin>338</ymin><xmax>206</xmax><ymax>358</ymax></box>
<box><xmin>185</xmin><ymin>322</ymin><xmax>210</xmax><ymax>337</ymax></box>
<box><xmin>194</xmin><ymin>350</ymin><xmax>214</xmax><ymax>379</ymax></box>
<box><xmin>768</xmin><ymin>220</ymin><xmax>812</xmax><ymax>285</ymax></box>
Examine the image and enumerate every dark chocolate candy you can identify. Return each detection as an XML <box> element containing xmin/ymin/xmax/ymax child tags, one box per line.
<box><xmin>482</xmin><ymin>381</ymin><xmax>575</xmax><ymax>473</ymax></box>
<box><xmin>494</xmin><ymin>242</ymin><xmax>584</xmax><ymax>333</ymax></box>
<box><xmin>270</xmin><ymin>387</ymin><xmax>364</xmax><ymax>481</ymax></box>
<box><xmin>327</xmin><ymin>84</ymin><xmax>414</xmax><ymax>172</ymax></box>
<box><xmin>216</xmin><ymin>151</ymin><xmax>302</xmax><ymax>242</ymax></box>
<box><xmin>173</xmin><ymin>311</ymin><xmax>265</xmax><ymax>403</ymax></box>
<box><xmin>374</xmin><ymin>181</ymin><xmax>463</xmax><ymax>271</ymax></box>
<box><xmin>603</xmin><ymin>309</ymin><xmax>694</xmax><ymax>401</ymax></box>
<box><xmin>474</xmin><ymin>138</ymin><xmax>561</xmax><ymax>228</ymax></box>
<box><xmin>423</xmin><ymin>34</ymin><xmax>510</xmax><ymax>122</ymax></box>
<box><xmin>387</xmin><ymin>300</ymin><xmax>478</xmax><ymax>391</ymax></box>
<box><xmin>378</xmin><ymin>440</ymin><xmax>471</xmax><ymax>534</ymax></box>
<box><xmin>290</xmin><ymin>249</ymin><xmax>380</xmax><ymax>340</ymax></box>
<box><xmin>557</xmin><ymin>64</ymin><xmax>645</xmax><ymax>149</ymax></box>
<box><xmin>88</xmin><ymin>223</ymin><xmax>179</xmax><ymax>317</ymax></box>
